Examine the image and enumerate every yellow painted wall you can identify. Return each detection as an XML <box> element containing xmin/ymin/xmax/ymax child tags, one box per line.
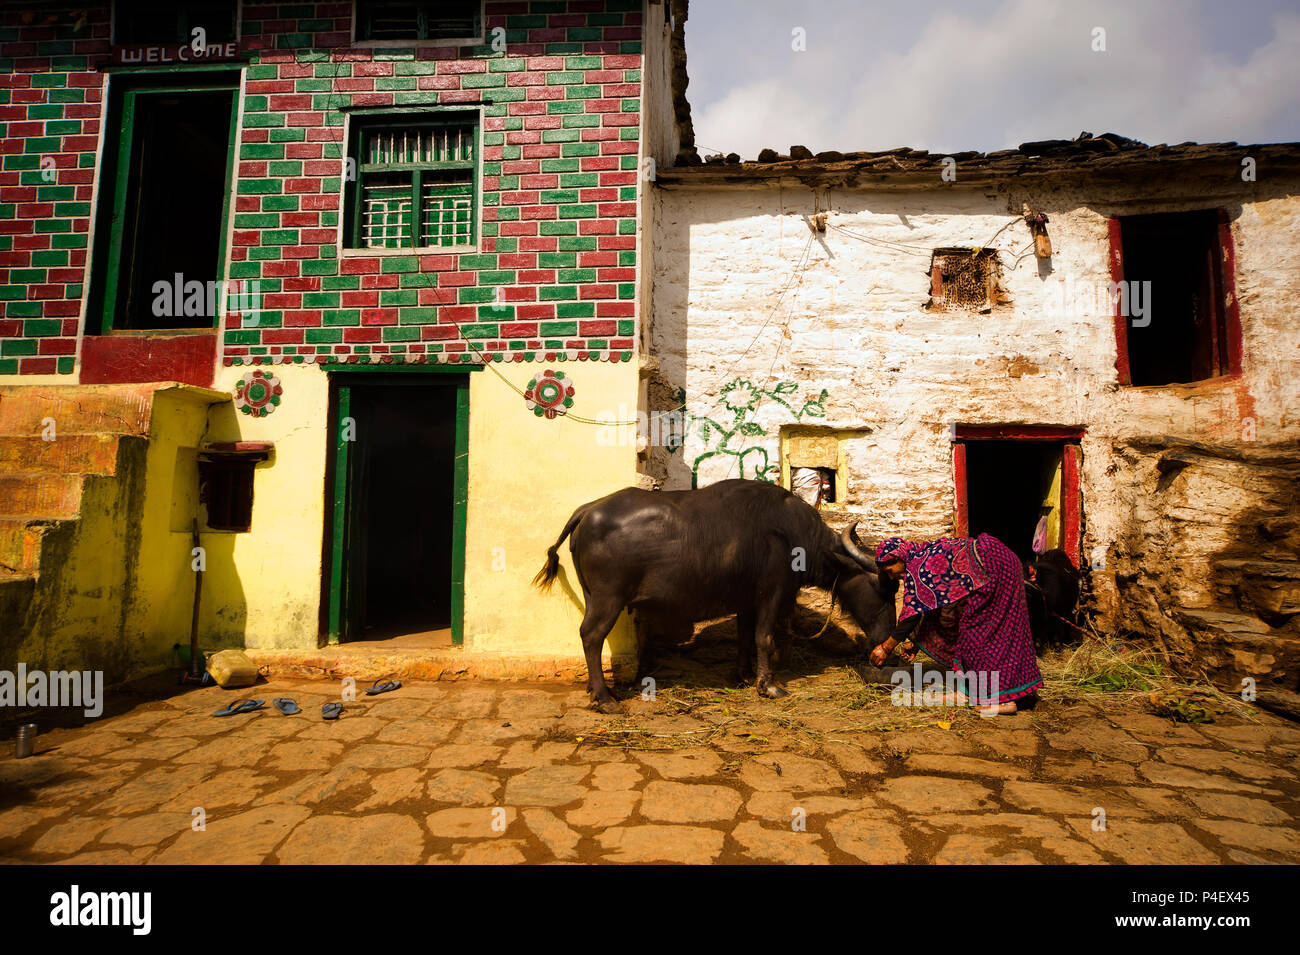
<box><xmin>205</xmin><ymin>363</ymin><xmax>330</xmax><ymax>651</ymax></box>
<box><xmin>195</xmin><ymin>359</ymin><xmax>641</xmax><ymax>671</ymax></box>
<box><xmin>464</xmin><ymin>359</ymin><xmax>639</xmax><ymax>671</ymax></box>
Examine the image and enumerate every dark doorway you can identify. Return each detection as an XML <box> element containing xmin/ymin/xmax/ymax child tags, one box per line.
<box><xmin>962</xmin><ymin>440</ymin><xmax>1065</xmax><ymax>564</ymax></box>
<box><xmin>118</xmin><ymin>89</ymin><xmax>235</xmax><ymax>329</ymax></box>
<box><xmin>327</xmin><ymin>375</ymin><xmax>466</xmax><ymax>643</ymax></box>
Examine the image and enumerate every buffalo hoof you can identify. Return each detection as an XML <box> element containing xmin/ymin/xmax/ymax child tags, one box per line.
<box><xmin>757</xmin><ymin>682</ymin><xmax>790</xmax><ymax>700</ymax></box>
<box><xmin>591</xmin><ymin>696</ymin><xmax>623</xmax><ymax>715</ymax></box>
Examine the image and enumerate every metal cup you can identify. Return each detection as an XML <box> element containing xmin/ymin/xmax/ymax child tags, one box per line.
<box><xmin>14</xmin><ymin>723</ymin><xmax>37</xmax><ymax>759</ymax></box>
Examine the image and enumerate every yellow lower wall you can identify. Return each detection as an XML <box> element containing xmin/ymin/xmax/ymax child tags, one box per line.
<box><xmin>196</xmin><ymin>359</ymin><xmax>640</xmax><ymax>669</ymax></box>
<box><xmin>464</xmin><ymin>359</ymin><xmax>638</xmax><ymax>666</ymax></box>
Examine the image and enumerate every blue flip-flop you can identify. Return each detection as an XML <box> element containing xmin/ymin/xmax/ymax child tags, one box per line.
<box><xmin>213</xmin><ymin>698</ymin><xmax>265</xmax><ymax>717</ymax></box>
<box><xmin>273</xmin><ymin>698</ymin><xmax>300</xmax><ymax>715</ymax></box>
<box><xmin>364</xmin><ymin>679</ymin><xmax>401</xmax><ymax>695</ymax></box>
<box><xmin>322</xmin><ymin>702</ymin><xmax>344</xmax><ymax>720</ymax></box>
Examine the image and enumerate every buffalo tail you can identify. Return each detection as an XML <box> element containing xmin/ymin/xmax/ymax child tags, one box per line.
<box><xmin>533</xmin><ymin>504</ymin><xmax>589</xmax><ymax>589</ymax></box>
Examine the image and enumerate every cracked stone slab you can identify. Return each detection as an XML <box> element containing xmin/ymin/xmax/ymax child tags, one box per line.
<box><xmin>641</xmin><ymin>781</ymin><xmax>743</xmax><ymax>823</ymax></box>
<box><xmin>598</xmin><ymin>825</ymin><xmax>725</xmax><ymax>864</ymax></box>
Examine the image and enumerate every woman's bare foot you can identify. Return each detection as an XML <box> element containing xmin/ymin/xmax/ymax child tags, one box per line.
<box><xmin>977</xmin><ymin>701</ymin><xmax>1018</xmax><ymax>717</ymax></box>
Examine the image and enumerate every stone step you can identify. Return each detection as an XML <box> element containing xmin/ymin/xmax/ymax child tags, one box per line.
<box><xmin>0</xmin><ymin>473</ymin><xmax>83</xmax><ymax>520</ymax></box>
<box><xmin>1173</xmin><ymin>607</ymin><xmax>1300</xmax><ymax>687</ymax></box>
<box><xmin>1214</xmin><ymin>559</ymin><xmax>1300</xmax><ymax>624</ymax></box>
<box><xmin>0</xmin><ymin>518</ymin><xmax>64</xmax><ymax>574</ymax></box>
<box><xmin>0</xmin><ymin>384</ymin><xmax>156</xmax><ymax>437</ymax></box>
<box><xmin>0</xmin><ymin>433</ymin><xmax>122</xmax><ymax>477</ymax></box>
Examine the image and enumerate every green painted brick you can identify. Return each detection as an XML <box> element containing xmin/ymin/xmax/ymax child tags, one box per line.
<box><xmin>302</xmin><ymin>292</ymin><xmax>340</xmax><ymax>308</ymax></box>
<box><xmin>269</xmin><ymin>128</ymin><xmax>306</xmax><ymax>142</ymax></box>
<box><xmin>381</xmin><ymin>256</ymin><xmax>420</xmax><ymax>273</ymax></box>
<box><xmin>489</xmin><ymin>57</ymin><xmax>526</xmax><ymax>72</ymax></box>
<box><xmin>1</xmin><ymin>337</ymin><xmax>37</xmax><ymax>357</ymax></box>
<box><xmin>263</xmin><ymin>195</ymin><xmax>300</xmax><ymax>211</ymax></box>
<box><xmin>538</xmin><ymin>286</ymin><xmax>577</xmax><ymax>301</ymax></box>
<box><xmin>380</xmin><ymin>289</ymin><xmax>417</xmax><ymax>306</ymax></box>
<box><xmin>539</xmin><ymin>252</ymin><xmax>576</xmax><ymax>268</ymax></box>
<box><xmin>540</xmin><ymin>321</ymin><xmax>578</xmax><ymax>336</ymax></box>
<box><xmin>547</xmin><ymin>71</ymin><xmax>584</xmax><ymax>85</ymax></box>
<box><xmin>306</xmin><ymin>328</ymin><xmax>342</xmax><ymax>343</ymax></box>
<box><xmin>559</xmin><ymin>204</ymin><xmax>597</xmax><ymax>219</ymax></box>
<box><xmin>324</xmin><ymin>309</ymin><xmax>361</xmax><ymax>326</ymax></box>
<box><xmin>398</xmin><ymin>307</ymin><xmax>436</xmax><ymax>324</ymax></box>
<box><xmin>559</xmin><ymin>268</ymin><xmax>596</xmax><ymax>282</ymax></box>
<box><xmin>457</xmin><ymin>254</ymin><xmax>496</xmax><ymax>270</ymax></box>
<box><xmin>241</xmin><ymin>143</ymin><xmax>284</xmax><ymax>160</ymax></box>
<box><xmin>477</xmin><ymin>270</ymin><xmax>515</xmax><ymax>285</ymax></box>
<box><xmin>617</xmin><ymin>320</ymin><xmax>635</xmax><ymax>336</ymax></box>
<box><xmin>24</xmin><ymin>318</ymin><xmax>61</xmax><ymax>336</ymax></box>
<box><xmin>238</xmin><ymin>179</ymin><xmax>282</xmax><ymax>196</ymax></box>
<box><xmin>565</xmin><ymin>85</ymin><xmax>601</xmax><ymax>100</ymax></box>
<box><xmin>561</xmin><ymin>143</ymin><xmax>599</xmax><ymax>157</ymax></box>
<box><xmin>561</xmin><ymin>115</ymin><xmax>599</xmax><ymax>129</ymax></box>
<box><xmin>556</xmin><ymin>302</ymin><xmax>594</xmax><ymax>319</ymax></box>
<box><xmin>541</xmin><ymin>159</ymin><xmax>579</xmax><ymax>172</ymax></box>
<box><xmin>458</xmin><ymin>287</ymin><xmax>495</xmax><ymax>304</ymax></box>
<box><xmin>302</xmin><ymin>258</ymin><xmax>339</xmax><ymax>276</ymax></box>
<box><xmin>460</xmin><ymin>323</ymin><xmax>498</xmax><ymax>339</ymax></box>
<box><xmin>244</xmin><ymin>113</ymin><xmax>285</xmax><ymax>128</ymax></box>
<box><xmin>565</xmin><ymin>56</ymin><xmax>603</xmax><ymax>69</ymax></box>
<box><xmin>539</xmin><ymin>220</ymin><xmax>577</xmax><ymax>235</ymax></box>
<box><xmin>546</xmin><ymin>100</ymin><xmax>584</xmax><ymax>114</ymax></box>
<box><xmin>540</xmin><ymin>189</ymin><xmax>579</xmax><ymax>203</ymax></box>
<box><xmin>375</xmin><ymin>76</ymin><xmax>418</xmax><ymax>91</ymax></box>
<box><xmin>558</xmin><ymin>236</ymin><xmax>597</xmax><ymax>251</ymax></box>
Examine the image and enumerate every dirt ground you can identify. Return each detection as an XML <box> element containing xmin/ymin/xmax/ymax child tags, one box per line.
<box><xmin>2</xmin><ymin>628</ymin><xmax>1299</xmax><ymax>865</ymax></box>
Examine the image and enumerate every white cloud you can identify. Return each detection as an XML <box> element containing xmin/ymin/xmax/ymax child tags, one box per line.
<box><xmin>690</xmin><ymin>0</ymin><xmax>1300</xmax><ymax>158</ymax></box>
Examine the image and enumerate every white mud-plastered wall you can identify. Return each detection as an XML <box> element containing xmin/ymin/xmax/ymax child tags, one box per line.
<box><xmin>646</xmin><ymin>176</ymin><xmax>1300</xmax><ymax>686</ymax></box>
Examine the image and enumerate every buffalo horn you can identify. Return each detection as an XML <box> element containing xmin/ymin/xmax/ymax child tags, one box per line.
<box><xmin>840</xmin><ymin>523</ymin><xmax>878</xmax><ymax>574</ymax></box>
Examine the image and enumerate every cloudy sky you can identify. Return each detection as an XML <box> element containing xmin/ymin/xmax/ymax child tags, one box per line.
<box><xmin>684</xmin><ymin>0</ymin><xmax>1300</xmax><ymax>159</ymax></box>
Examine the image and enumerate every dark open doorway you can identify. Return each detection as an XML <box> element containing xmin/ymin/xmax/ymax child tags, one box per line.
<box><xmin>326</xmin><ymin>373</ymin><xmax>469</xmax><ymax>644</ymax></box>
<box><xmin>954</xmin><ymin>427</ymin><xmax>1083</xmax><ymax>567</ymax></box>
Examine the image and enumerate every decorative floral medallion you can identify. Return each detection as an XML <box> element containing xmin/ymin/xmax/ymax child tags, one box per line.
<box><xmin>234</xmin><ymin>369</ymin><xmax>283</xmax><ymax>417</ymax></box>
<box><xmin>524</xmin><ymin>368</ymin><xmax>575</xmax><ymax>419</ymax></box>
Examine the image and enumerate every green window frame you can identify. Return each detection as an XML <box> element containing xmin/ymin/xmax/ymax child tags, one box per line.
<box><xmin>355</xmin><ymin>1</ymin><xmax>483</xmax><ymax>42</ymax></box>
<box><xmin>345</xmin><ymin>115</ymin><xmax>480</xmax><ymax>250</ymax></box>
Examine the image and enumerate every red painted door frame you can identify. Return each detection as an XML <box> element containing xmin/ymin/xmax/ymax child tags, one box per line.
<box><xmin>952</xmin><ymin>426</ymin><xmax>1084</xmax><ymax>568</ymax></box>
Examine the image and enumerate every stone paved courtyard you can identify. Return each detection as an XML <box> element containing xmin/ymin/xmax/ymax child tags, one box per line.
<box><xmin>2</xmin><ymin>657</ymin><xmax>1299</xmax><ymax>865</ymax></box>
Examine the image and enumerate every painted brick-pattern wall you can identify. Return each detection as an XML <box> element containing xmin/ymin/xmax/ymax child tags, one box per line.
<box><xmin>225</xmin><ymin>0</ymin><xmax>643</xmax><ymax>370</ymax></box>
<box><xmin>0</xmin><ymin>0</ymin><xmax>645</xmax><ymax>376</ymax></box>
<box><xmin>0</xmin><ymin>5</ymin><xmax>109</xmax><ymax>375</ymax></box>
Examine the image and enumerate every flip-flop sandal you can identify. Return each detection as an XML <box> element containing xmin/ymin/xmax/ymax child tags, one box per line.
<box><xmin>364</xmin><ymin>679</ymin><xmax>401</xmax><ymax>695</ymax></box>
<box><xmin>213</xmin><ymin>698</ymin><xmax>265</xmax><ymax>717</ymax></box>
<box><xmin>273</xmin><ymin>698</ymin><xmax>300</xmax><ymax>715</ymax></box>
<box><xmin>322</xmin><ymin>702</ymin><xmax>344</xmax><ymax>720</ymax></box>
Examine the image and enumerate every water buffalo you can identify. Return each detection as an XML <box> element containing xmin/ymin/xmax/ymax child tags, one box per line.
<box><xmin>534</xmin><ymin>479</ymin><xmax>898</xmax><ymax>712</ymax></box>
<box><xmin>1024</xmin><ymin>548</ymin><xmax>1082</xmax><ymax>650</ymax></box>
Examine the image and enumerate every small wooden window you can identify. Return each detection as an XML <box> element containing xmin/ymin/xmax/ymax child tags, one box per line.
<box><xmin>114</xmin><ymin>0</ymin><xmax>238</xmax><ymax>45</ymax></box>
<box><xmin>929</xmin><ymin>248</ymin><xmax>1001</xmax><ymax>311</ymax></box>
<box><xmin>355</xmin><ymin>1</ymin><xmax>482</xmax><ymax>42</ymax></box>
<box><xmin>199</xmin><ymin>458</ymin><xmax>255</xmax><ymax>532</ymax></box>
<box><xmin>346</xmin><ymin>119</ymin><xmax>478</xmax><ymax>249</ymax></box>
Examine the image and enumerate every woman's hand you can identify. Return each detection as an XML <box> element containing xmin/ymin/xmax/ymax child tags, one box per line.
<box><xmin>869</xmin><ymin>639</ymin><xmax>895</xmax><ymax>667</ymax></box>
<box><xmin>897</xmin><ymin>640</ymin><xmax>917</xmax><ymax>663</ymax></box>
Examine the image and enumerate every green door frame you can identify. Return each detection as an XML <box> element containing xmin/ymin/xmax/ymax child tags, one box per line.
<box><xmin>326</xmin><ymin>365</ymin><xmax>475</xmax><ymax>646</ymax></box>
<box><xmin>98</xmin><ymin>78</ymin><xmax>239</xmax><ymax>334</ymax></box>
